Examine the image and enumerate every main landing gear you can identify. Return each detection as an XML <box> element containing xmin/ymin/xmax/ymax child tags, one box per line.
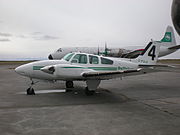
<box><xmin>65</xmin><ymin>80</ymin><xmax>100</xmax><ymax>96</ymax></box>
<box><xmin>85</xmin><ymin>87</ymin><xmax>95</xmax><ymax>96</ymax></box>
<box><xmin>65</xmin><ymin>81</ymin><xmax>74</xmax><ymax>92</ymax></box>
<box><xmin>66</xmin><ymin>81</ymin><xmax>74</xmax><ymax>88</ymax></box>
<box><xmin>85</xmin><ymin>80</ymin><xmax>101</xmax><ymax>96</ymax></box>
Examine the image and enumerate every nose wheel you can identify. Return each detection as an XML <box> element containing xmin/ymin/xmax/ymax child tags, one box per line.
<box><xmin>27</xmin><ymin>87</ymin><xmax>35</xmax><ymax>95</ymax></box>
<box><xmin>26</xmin><ymin>79</ymin><xmax>36</xmax><ymax>95</ymax></box>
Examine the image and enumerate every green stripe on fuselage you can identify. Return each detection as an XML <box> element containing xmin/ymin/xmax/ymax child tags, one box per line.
<box><xmin>61</xmin><ymin>67</ymin><xmax>83</xmax><ymax>69</ymax></box>
<box><xmin>61</xmin><ymin>66</ymin><xmax>132</xmax><ymax>71</ymax></box>
<box><xmin>88</xmin><ymin>67</ymin><xmax>117</xmax><ymax>71</ymax></box>
<box><xmin>33</xmin><ymin>66</ymin><xmax>133</xmax><ymax>71</ymax></box>
<box><xmin>33</xmin><ymin>66</ymin><xmax>45</xmax><ymax>70</ymax></box>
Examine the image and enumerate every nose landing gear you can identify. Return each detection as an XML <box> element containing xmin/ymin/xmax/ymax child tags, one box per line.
<box><xmin>26</xmin><ymin>79</ymin><xmax>37</xmax><ymax>95</ymax></box>
<box><xmin>27</xmin><ymin>87</ymin><xmax>35</xmax><ymax>95</ymax></box>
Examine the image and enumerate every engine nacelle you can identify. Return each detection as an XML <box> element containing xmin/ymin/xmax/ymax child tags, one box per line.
<box><xmin>53</xmin><ymin>64</ymin><xmax>92</xmax><ymax>80</ymax></box>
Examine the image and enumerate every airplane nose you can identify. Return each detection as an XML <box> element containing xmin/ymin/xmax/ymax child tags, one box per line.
<box><xmin>15</xmin><ymin>65</ymin><xmax>26</xmax><ymax>75</ymax></box>
<box><xmin>48</xmin><ymin>54</ymin><xmax>53</xmax><ymax>60</ymax></box>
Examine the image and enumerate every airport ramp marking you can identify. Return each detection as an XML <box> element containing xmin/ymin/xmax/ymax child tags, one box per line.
<box><xmin>17</xmin><ymin>89</ymin><xmax>66</xmax><ymax>94</ymax></box>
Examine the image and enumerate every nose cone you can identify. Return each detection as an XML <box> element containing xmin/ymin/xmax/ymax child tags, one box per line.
<box><xmin>15</xmin><ymin>65</ymin><xmax>26</xmax><ymax>75</ymax></box>
<box><xmin>48</xmin><ymin>54</ymin><xmax>53</xmax><ymax>60</ymax></box>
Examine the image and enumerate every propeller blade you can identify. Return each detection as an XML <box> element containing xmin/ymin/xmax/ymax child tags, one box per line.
<box><xmin>41</xmin><ymin>66</ymin><xmax>55</xmax><ymax>74</ymax></box>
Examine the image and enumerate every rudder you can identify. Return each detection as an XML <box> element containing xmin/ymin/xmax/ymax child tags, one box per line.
<box><xmin>134</xmin><ymin>41</ymin><xmax>160</xmax><ymax>65</ymax></box>
<box><xmin>160</xmin><ymin>26</ymin><xmax>176</xmax><ymax>46</ymax></box>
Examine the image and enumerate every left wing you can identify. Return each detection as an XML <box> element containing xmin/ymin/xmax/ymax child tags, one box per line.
<box><xmin>82</xmin><ymin>64</ymin><xmax>179</xmax><ymax>80</ymax></box>
<box><xmin>81</xmin><ymin>68</ymin><xmax>142</xmax><ymax>80</ymax></box>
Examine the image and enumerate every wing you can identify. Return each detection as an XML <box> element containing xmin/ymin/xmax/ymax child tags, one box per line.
<box><xmin>139</xmin><ymin>64</ymin><xmax>180</xmax><ymax>73</ymax></box>
<box><xmin>121</xmin><ymin>49</ymin><xmax>144</xmax><ymax>58</ymax></box>
<box><xmin>81</xmin><ymin>68</ymin><xmax>142</xmax><ymax>80</ymax></box>
<box><xmin>82</xmin><ymin>64</ymin><xmax>179</xmax><ymax>80</ymax></box>
<box><xmin>168</xmin><ymin>45</ymin><xmax>180</xmax><ymax>50</ymax></box>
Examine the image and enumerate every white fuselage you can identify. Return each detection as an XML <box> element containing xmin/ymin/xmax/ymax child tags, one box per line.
<box><xmin>16</xmin><ymin>53</ymin><xmax>138</xmax><ymax>81</ymax></box>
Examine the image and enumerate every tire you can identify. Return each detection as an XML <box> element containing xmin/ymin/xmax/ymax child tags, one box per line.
<box><xmin>85</xmin><ymin>87</ymin><xmax>95</xmax><ymax>96</ymax></box>
<box><xmin>66</xmin><ymin>81</ymin><xmax>74</xmax><ymax>88</ymax></box>
<box><xmin>27</xmin><ymin>87</ymin><xmax>35</xmax><ymax>95</ymax></box>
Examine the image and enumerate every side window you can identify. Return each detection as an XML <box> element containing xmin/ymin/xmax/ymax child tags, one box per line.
<box><xmin>101</xmin><ymin>57</ymin><xmax>113</xmax><ymax>65</ymax></box>
<box><xmin>89</xmin><ymin>55</ymin><xmax>99</xmax><ymax>64</ymax></box>
<box><xmin>71</xmin><ymin>54</ymin><xmax>87</xmax><ymax>64</ymax></box>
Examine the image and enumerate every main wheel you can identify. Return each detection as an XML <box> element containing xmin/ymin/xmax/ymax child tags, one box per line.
<box><xmin>66</xmin><ymin>81</ymin><xmax>74</xmax><ymax>88</ymax></box>
<box><xmin>27</xmin><ymin>87</ymin><xmax>35</xmax><ymax>95</ymax></box>
<box><xmin>85</xmin><ymin>87</ymin><xmax>95</xmax><ymax>96</ymax></box>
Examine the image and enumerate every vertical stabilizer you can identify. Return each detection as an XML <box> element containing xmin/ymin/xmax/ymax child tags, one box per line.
<box><xmin>160</xmin><ymin>26</ymin><xmax>176</xmax><ymax>47</ymax></box>
<box><xmin>135</xmin><ymin>42</ymin><xmax>160</xmax><ymax>65</ymax></box>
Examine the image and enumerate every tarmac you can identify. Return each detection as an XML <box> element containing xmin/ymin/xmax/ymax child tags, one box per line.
<box><xmin>0</xmin><ymin>64</ymin><xmax>180</xmax><ymax>135</ymax></box>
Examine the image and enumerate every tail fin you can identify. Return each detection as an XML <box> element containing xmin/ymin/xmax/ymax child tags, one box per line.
<box><xmin>160</xmin><ymin>26</ymin><xmax>176</xmax><ymax>47</ymax></box>
<box><xmin>135</xmin><ymin>42</ymin><xmax>160</xmax><ymax>65</ymax></box>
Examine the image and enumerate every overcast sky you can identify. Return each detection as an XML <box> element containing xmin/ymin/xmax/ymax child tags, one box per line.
<box><xmin>0</xmin><ymin>0</ymin><xmax>179</xmax><ymax>59</ymax></box>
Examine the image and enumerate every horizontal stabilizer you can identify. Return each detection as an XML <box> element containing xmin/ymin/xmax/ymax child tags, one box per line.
<box><xmin>139</xmin><ymin>64</ymin><xmax>175</xmax><ymax>67</ymax></box>
<box><xmin>168</xmin><ymin>45</ymin><xmax>180</xmax><ymax>49</ymax></box>
<box><xmin>139</xmin><ymin>64</ymin><xmax>179</xmax><ymax>72</ymax></box>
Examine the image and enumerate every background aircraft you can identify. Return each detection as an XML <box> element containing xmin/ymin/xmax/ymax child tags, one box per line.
<box><xmin>15</xmin><ymin>41</ymin><xmax>173</xmax><ymax>96</ymax></box>
<box><xmin>48</xmin><ymin>26</ymin><xmax>180</xmax><ymax>60</ymax></box>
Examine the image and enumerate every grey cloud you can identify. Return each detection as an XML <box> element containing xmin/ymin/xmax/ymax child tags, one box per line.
<box><xmin>17</xmin><ymin>34</ymin><xmax>28</xmax><ymax>38</ymax></box>
<box><xmin>0</xmin><ymin>32</ymin><xmax>12</xmax><ymax>37</ymax></box>
<box><xmin>31</xmin><ymin>32</ymin><xmax>42</xmax><ymax>35</ymax></box>
<box><xmin>17</xmin><ymin>33</ymin><xmax>59</xmax><ymax>40</ymax></box>
<box><xmin>30</xmin><ymin>31</ymin><xmax>59</xmax><ymax>40</ymax></box>
<box><xmin>33</xmin><ymin>35</ymin><xmax>59</xmax><ymax>40</ymax></box>
<box><xmin>0</xmin><ymin>38</ymin><xmax>11</xmax><ymax>42</ymax></box>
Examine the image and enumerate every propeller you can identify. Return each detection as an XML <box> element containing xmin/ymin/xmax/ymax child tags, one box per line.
<box><xmin>49</xmin><ymin>66</ymin><xmax>55</xmax><ymax>73</ymax></box>
<box><xmin>40</xmin><ymin>66</ymin><xmax>55</xmax><ymax>74</ymax></box>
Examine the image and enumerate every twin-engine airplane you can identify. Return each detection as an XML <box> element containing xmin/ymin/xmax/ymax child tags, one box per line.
<box><xmin>15</xmin><ymin>41</ymin><xmax>173</xmax><ymax>95</ymax></box>
<box><xmin>48</xmin><ymin>26</ymin><xmax>180</xmax><ymax>60</ymax></box>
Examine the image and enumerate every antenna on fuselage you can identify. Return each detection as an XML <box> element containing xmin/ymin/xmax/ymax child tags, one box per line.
<box><xmin>98</xmin><ymin>45</ymin><xmax>100</xmax><ymax>55</ymax></box>
<box><xmin>104</xmin><ymin>42</ymin><xmax>108</xmax><ymax>56</ymax></box>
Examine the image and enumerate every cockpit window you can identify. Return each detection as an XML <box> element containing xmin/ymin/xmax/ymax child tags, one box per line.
<box><xmin>89</xmin><ymin>55</ymin><xmax>99</xmax><ymax>64</ymax></box>
<box><xmin>57</xmin><ymin>48</ymin><xmax>62</xmax><ymax>52</ymax></box>
<box><xmin>63</xmin><ymin>53</ymin><xmax>74</xmax><ymax>61</ymax></box>
<box><xmin>71</xmin><ymin>54</ymin><xmax>87</xmax><ymax>64</ymax></box>
<box><xmin>101</xmin><ymin>57</ymin><xmax>113</xmax><ymax>65</ymax></box>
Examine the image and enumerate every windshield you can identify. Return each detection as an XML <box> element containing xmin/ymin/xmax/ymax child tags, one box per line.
<box><xmin>63</xmin><ymin>53</ymin><xmax>74</xmax><ymax>61</ymax></box>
